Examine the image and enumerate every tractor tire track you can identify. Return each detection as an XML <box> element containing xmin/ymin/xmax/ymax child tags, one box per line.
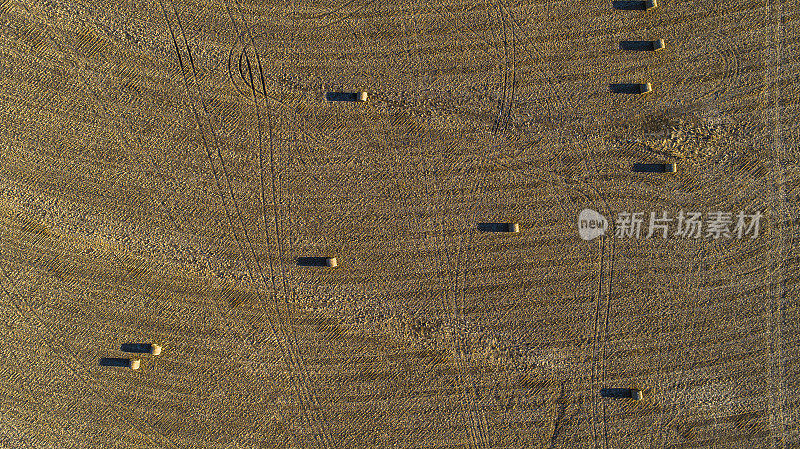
<box><xmin>159</xmin><ymin>3</ymin><xmax>333</xmax><ymax>448</ymax></box>
<box><xmin>565</xmin><ymin>134</ymin><xmax>617</xmax><ymax>449</ymax></box>
<box><xmin>588</xmin><ymin>160</ymin><xmax>616</xmax><ymax>449</ymax></box>
<box><xmin>227</xmin><ymin>19</ymin><xmax>327</xmax><ymax>449</ymax></box>
<box><xmin>766</xmin><ymin>0</ymin><xmax>789</xmax><ymax>443</ymax></box>
<box><xmin>223</xmin><ymin>3</ymin><xmax>335</xmax><ymax>447</ymax></box>
<box><xmin>490</xmin><ymin>129</ymin><xmax>603</xmax><ymax>448</ymax></box>
<box><xmin>488</xmin><ymin>1</ymin><xmax>518</xmax><ymax>138</ymax></box>
<box><xmin>412</xmin><ymin>3</ymin><xmax>492</xmax><ymax>445</ymax></box>
<box><xmin>471</xmin><ymin>0</ymin><xmax>572</xmax><ymax>176</ymax></box>
<box><xmin>435</xmin><ymin>199</ymin><xmax>489</xmax><ymax>449</ymax></box>
<box><xmin>671</xmin><ymin>21</ymin><xmax>740</xmax><ymax>107</ymax></box>
<box><xmin>402</xmin><ymin>157</ymin><xmax>487</xmax><ymax>449</ymax></box>
<box><xmin>159</xmin><ymin>0</ymin><xmax>271</xmax><ymax>306</ymax></box>
<box><xmin>487</xmin><ymin>4</ymin><xmax>510</xmax><ymax>137</ymax></box>
<box><xmin>396</xmin><ymin>8</ymin><xmax>489</xmax><ymax>441</ymax></box>
<box><xmin>225</xmin><ymin>36</ymin><xmax>357</xmax><ymax>162</ymax></box>
<box><xmin>516</xmin><ymin>116</ymin><xmax>616</xmax><ymax>448</ymax></box>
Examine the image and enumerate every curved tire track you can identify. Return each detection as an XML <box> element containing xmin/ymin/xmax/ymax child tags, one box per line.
<box><xmin>221</xmin><ymin>2</ymin><xmax>336</xmax><ymax>447</ymax></box>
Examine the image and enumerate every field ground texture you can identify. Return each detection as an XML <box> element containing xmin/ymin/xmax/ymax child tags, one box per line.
<box><xmin>0</xmin><ymin>0</ymin><xmax>798</xmax><ymax>447</ymax></box>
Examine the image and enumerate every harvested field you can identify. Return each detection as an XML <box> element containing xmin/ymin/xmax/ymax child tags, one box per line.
<box><xmin>0</xmin><ymin>0</ymin><xmax>798</xmax><ymax>447</ymax></box>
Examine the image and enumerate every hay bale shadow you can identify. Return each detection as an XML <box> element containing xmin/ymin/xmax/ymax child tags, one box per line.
<box><xmin>619</xmin><ymin>40</ymin><xmax>664</xmax><ymax>51</ymax></box>
<box><xmin>610</xmin><ymin>83</ymin><xmax>652</xmax><ymax>94</ymax></box>
<box><xmin>632</xmin><ymin>163</ymin><xmax>676</xmax><ymax>173</ymax></box>
<box><xmin>601</xmin><ymin>388</ymin><xmax>641</xmax><ymax>399</ymax></box>
<box><xmin>120</xmin><ymin>343</ymin><xmax>161</xmax><ymax>355</ymax></box>
<box><xmin>99</xmin><ymin>357</ymin><xmax>139</xmax><ymax>369</ymax></box>
<box><xmin>325</xmin><ymin>92</ymin><xmax>367</xmax><ymax>102</ymax></box>
<box><xmin>477</xmin><ymin>223</ymin><xmax>520</xmax><ymax>233</ymax></box>
<box><xmin>612</xmin><ymin>0</ymin><xmax>656</xmax><ymax>10</ymax></box>
<box><xmin>297</xmin><ymin>257</ymin><xmax>338</xmax><ymax>267</ymax></box>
